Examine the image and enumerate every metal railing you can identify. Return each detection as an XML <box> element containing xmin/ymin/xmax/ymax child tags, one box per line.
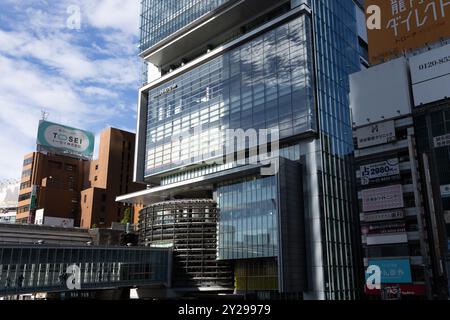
<box><xmin>0</xmin><ymin>245</ymin><xmax>171</xmax><ymax>296</ymax></box>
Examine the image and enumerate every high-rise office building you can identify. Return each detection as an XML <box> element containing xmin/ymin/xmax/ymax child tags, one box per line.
<box><xmin>119</xmin><ymin>0</ymin><xmax>366</xmax><ymax>300</ymax></box>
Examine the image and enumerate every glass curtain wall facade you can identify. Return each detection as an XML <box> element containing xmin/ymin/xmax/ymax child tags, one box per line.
<box><xmin>145</xmin><ymin>15</ymin><xmax>314</xmax><ymax>177</ymax></box>
<box><xmin>307</xmin><ymin>0</ymin><xmax>362</xmax><ymax>300</ymax></box>
<box><xmin>140</xmin><ymin>0</ymin><xmax>231</xmax><ymax>52</ymax></box>
<box><xmin>134</xmin><ymin>0</ymin><xmax>363</xmax><ymax>300</ymax></box>
<box><xmin>217</xmin><ymin>176</ymin><xmax>278</xmax><ymax>260</ymax></box>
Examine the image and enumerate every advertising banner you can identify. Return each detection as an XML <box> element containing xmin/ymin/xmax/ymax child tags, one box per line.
<box><xmin>366</xmin><ymin>222</ymin><xmax>406</xmax><ymax>235</ymax></box>
<box><xmin>367</xmin><ymin>259</ymin><xmax>412</xmax><ymax>284</ymax></box>
<box><xmin>34</xmin><ymin>209</ymin><xmax>74</xmax><ymax>228</ymax></box>
<box><xmin>366</xmin><ymin>233</ymin><xmax>408</xmax><ymax>245</ymax></box>
<box><xmin>360</xmin><ymin>158</ymin><xmax>400</xmax><ymax>186</ymax></box>
<box><xmin>365</xmin><ymin>284</ymin><xmax>426</xmax><ymax>297</ymax></box>
<box><xmin>362</xmin><ymin>185</ymin><xmax>404</xmax><ymax>212</ymax></box>
<box><xmin>366</xmin><ymin>0</ymin><xmax>450</xmax><ymax>64</ymax></box>
<box><xmin>356</xmin><ymin>121</ymin><xmax>396</xmax><ymax>148</ymax></box>
<box><xmin>37</xmin><ymin>120</ymin><xmax>95</xmax><ymax>159</ymax></box>
<box><xmin>364</xmin><ymin>210</ymin><xmax>405</xmax><ymax>223</ymax></box>
<box><xmin>0</xmin><ymin>180</ymin><xmax>19</xmax><ymax>208</ymax></box>
<box><xmin>434</xmin><ymin>133</ymin><xmax>450</xmax><ymax>148</ymax></box>
<box><xmin>441</xmin><ymin>185</ymin><xmax>450</xmax><ymax>198</ymax></box>
<box><xmin>410</xmin><ymin>43</ymin><xmax>450</xmax><ymax>106</ymax></box>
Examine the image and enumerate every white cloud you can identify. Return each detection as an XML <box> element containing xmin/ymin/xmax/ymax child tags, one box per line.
<box><xmin>0</xmin><ymin>1</ymin><xmax>140</xmax><ymax>180</ymax></box>
<box><xmin>81</xmin><ymin>0</ymin><xmax>140</xmax><ymax>36</ymax></box>
<box><xmin>0</xmin><ymin>30</ymin><xmax>139</xmax><ymax>86</ymax></box>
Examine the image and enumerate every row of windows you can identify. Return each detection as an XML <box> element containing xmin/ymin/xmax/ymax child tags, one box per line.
<box><xmin>23</xmin><ymin>158</ymin><xmax>33</xmax><ymax>167</ymax></box>
<box><xmin>17</xmin><ymin>206</ymin><xmax>29</xmax><ymax>214</ymax></box>
<box><xmin>48</xmin><ymin>161</ymin><xmax>77</xmax><ymax>172</ymax></box>
<box><xmin>20</xmin><ymin>181</ymin><xmax>31</xmax><ymax>190</ymax></box>
<box><xmin>217</xmin><ymin>175</ymin><xmax>279</xmax><ymax>260</ymax></box>
<box><xmin>145</xmin><ymin>15</ymin><xmax>315</xmax><ymax>177</ymax></box>
<box><xmin>312</xmin><ymin>0</ymin><xmax>361</xmax><ymax>299</ymax></box>
<box><xmin>140</xmin><ymin>0</ymin><xmax>230</xmax><ymax>52</ymax></box>
<box><xmin>21</xmin><ymin>169</ymin><xmax>31</xmax><ymax>178</ymax></box>
<box><xmin>18</xmin><ymin>193</ymin><xmax>31</xmax><ymax>202</ymax></box>
<box><xmin>0</xmin><ymin>247</ymin><xmax>169</xmax><ymax>292</ymax></box>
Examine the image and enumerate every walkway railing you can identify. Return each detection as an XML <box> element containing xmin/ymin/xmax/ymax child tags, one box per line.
<box><xmin>0</xmin><ymin>245</ymin><xmax>171</xmax><ymax>296</ymax></box>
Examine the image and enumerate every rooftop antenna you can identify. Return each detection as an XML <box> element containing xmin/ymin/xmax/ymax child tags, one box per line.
<box><xmin>41</xmin><ymin>109</ymin><xmax>50</xmax><ymax>121</ymax></box>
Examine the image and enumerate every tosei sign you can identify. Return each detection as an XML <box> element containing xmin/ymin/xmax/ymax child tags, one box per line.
<box><xmin>366</xmin><ymin>0</ymin><xmax>450</xmax><ymax>65</ymax></box>
<box><xmin>37</xmin><ymin>121</ymin><xmax>95</xmax><ymax>159</ymax></box>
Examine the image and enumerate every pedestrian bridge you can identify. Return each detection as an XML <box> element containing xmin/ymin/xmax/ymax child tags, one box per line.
<box><xmin>0</xmin><ymin>245</ymin><xmax>171</xmax><ymax>296</ymax></box>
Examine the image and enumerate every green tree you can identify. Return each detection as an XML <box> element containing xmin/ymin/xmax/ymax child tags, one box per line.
<box><xmin>121</xmin><ymin>208</ymin><xmax>132</xmax><ymax>225</ymax></box>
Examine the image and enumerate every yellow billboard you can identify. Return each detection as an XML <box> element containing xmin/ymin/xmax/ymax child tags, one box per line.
<box><xmin>367</xmin><ymin>0</ymin><xmax>450</xmax><ymax>64</ymax></box>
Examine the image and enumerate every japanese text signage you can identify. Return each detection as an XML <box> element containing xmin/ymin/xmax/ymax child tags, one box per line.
<box><xmin>434</xmin><ymin>133</ymin><xmax>450</xmax><ymax>148</ymax></box>
<box><xmin>37</xmin><ymin>121</ymin><xmax>95</xmax><ymax>160</ymax></box>
<box><xmin>367</xmin><ymin>259</ymin><xmax>413</xmax><ymax>284</ymax></box>
<box><xmin>360</xmin><ymin>158</ymin><xmax>401</xmax><ymax>186</ymax></box>
<box><xmin>356</xmin><ymin>121</ymin><xmax>396</xmax><ymax>149</ymax></box>
<box><xmin>364</xmin><ymin>210</ymin><xmax>405</xmax><ymax>222</ymax></box>
<box><xmin>362</xmin><ymin>185</ymin><xmax>405</xmax><ymax>212</ymax></box>
<box><xmin>366</xmin><ymin>0</ymin><xmax>450</xmax><ymax>64</ymax></box>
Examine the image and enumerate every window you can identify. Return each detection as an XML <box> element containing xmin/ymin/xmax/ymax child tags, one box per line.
<box><xmin>20</xmin><ymin>181</ymin><xmax>31</xmax><ymax>190</ymax></box>
<box><xmin>68</xmin><ymin>176</ymin><xmax>75</xmax><ymax>191</ymax></box>
<box><xmin>49</xmin><ymin>161</ymin><xmax>62</xmax><ymax>169</ymax></box>
<box><xmin>144</xmin><ymin>14</ymin><xmax>315</xmax><ymax>177</ymax></box>
<box><xmin>65</xmin><ymin>164</ymin><xmax>75</xmax><ymax>172</ymax></box>
<box><xmin>18</xmin><ymin>193</ymin><xmax>32</xmax><ymax>202</ymax></box>
<box><xmin>17</xmin><ymin>206</ymin><xmax>30</xmax><ymax>214</ymax></box>
<box><xmin>22</xmin><ymin>169</ymin><xmax>32</xmax><ymax>178</ymax></box>
<box><xmin>23</xmin><ymin>158</ymin><xmax>33</xmax><ymax>166</ymax></box>
<box><xmin>84</xmin><ymin>194</ymin><xmax>87</xmax><ymax>203</ymax></box>
<box><xmin>94</xmin><ymin>176</ymin><xmax>98</xmax><ymax>182</ymax></box>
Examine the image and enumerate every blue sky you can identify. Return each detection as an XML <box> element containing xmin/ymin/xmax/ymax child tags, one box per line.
<box><xmin>0</xmin><ymin>0</ymin><xmax>141</xmax><ymax>180</ymax></box>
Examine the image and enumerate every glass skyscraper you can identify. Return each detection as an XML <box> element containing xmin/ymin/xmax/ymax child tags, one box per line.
<box><xmin>120</xmin><ymin>0</ymin><xmax>365</xmax><ymax>300</ymax></box>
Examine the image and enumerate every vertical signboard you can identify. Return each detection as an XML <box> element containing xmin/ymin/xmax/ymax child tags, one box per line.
<box><xmin>27</xmin><ymin>185</ymin><xmax>38</xmax><ymax>224</ymax></box>
<box><xmin>366</xmin><ymin>0</ymin><xmax>450</xmax><ymax>64</ymax></box>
